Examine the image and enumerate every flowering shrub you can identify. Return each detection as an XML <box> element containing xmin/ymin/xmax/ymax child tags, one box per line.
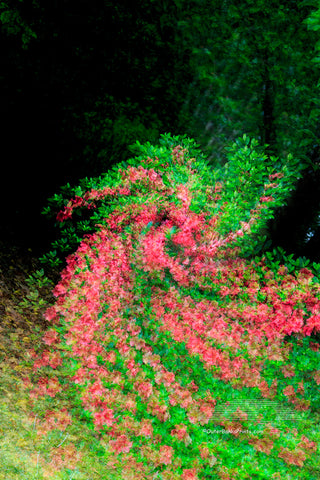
<box><xmin>29</xmin><ymin>134</ymin><xmax>320</xmax><ymax>479</ymax></box>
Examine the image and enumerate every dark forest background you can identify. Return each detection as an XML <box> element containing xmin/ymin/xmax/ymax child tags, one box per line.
<box><xmin>1</xmin><ymin>0</ymin><xmax>320</xmax><ymax>262</ymax></box>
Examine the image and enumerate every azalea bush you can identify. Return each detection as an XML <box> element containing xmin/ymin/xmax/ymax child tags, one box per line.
<box><xmin>27</xmin><ymin>134</ymin><xmax>320</xmax><ymax>479</ymax></box>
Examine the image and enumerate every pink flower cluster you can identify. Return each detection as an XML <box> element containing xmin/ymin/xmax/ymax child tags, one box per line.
<box><xmin>29</xmin><ymin>146</ymin><xmax>320</xmax><ymax>478</ymax></box>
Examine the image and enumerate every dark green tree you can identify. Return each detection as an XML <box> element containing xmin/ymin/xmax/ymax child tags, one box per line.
<box><xmin>175</xmin><ymin>0</ymin><xmax>320</xmax><ymax>260</ymax></box>
<box><xmin>176</xmin><ymin>0</ymin><xmax>319</xmax><ymax>163</ymax></box>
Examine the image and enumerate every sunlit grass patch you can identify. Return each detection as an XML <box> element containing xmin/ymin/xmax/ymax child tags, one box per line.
<box><xmin>0</xmin><ymin>352</ymin><xmax>124</xmax><ymax>479</ymax></box>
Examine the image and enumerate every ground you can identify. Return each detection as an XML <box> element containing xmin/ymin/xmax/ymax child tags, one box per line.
<box><xmin>0</xmin><ymin>241</ymin><xmax>53</xmax><ymax>373</ymax></box>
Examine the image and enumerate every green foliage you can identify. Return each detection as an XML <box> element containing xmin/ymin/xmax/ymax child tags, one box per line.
<box><xmin>305</xmin><ymin>1</ymin><xmax>320</xmax><ymax>67</ymax></box>
<box><xmin>40</xmin><ymin>133</ymin><xmax>307</xmax><ymax>266</ymax></box>
<box><xmin>72</xmin><ymin>95</ymin><xmax>163</xmax><ymax>176</ymax></box>
<box><xmin>177</xmin><ymin>0</ymin><xmax>320</xmax><ymax>166</ymax></box>
<box><xmin>215</xmin><ymin>135</ymin><xmax>304</xmax><ymax>239</ymax></box>
<box><xmin>24</xmin><ymin>269</ymin><xmax>53</xmax><ymax>290</ymax></box>
<box><xmin>17</xmin><ymin>269</ymin><xmax>54</xmax><ymax>314</ymax></box>
<box><xmin>0</xmin><ymin>0</ymin><xmax>37</xmax><ymax>48</ymax></box>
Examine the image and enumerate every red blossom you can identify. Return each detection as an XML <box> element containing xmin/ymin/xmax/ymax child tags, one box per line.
<box><xmin>181</xmin><ymin>467</ymin><xmax>199</xmax><ymax>480</ymax></box>
<box><xmin>136</xmin><ymin>381</ymin><xmax>153</xmax><ymax>399</ymax></box>
<box><xmin>138</xmin><ymin>420</ymin><xmax>153</xmax><ymax>437</ymax></box>
<box><xmin>259</xmin><ymin>195</ymin><xmax>274</xmax><ymax>203</ymax></box>
<box><xmin>313</xmin><ymin>371</ymin><xmax>320</xmax><ymax>385</ymax></box>
<box><xmin>297</xmin><ymin>435</ymin><xmax>317</xmax><ymax>452</ymax></box>
<box><xmin>94</xmin><ymin>407</ymin><xmax>115</xmax><ymax>429</ymax></box>
<box><xmin>159</xmin><ymin>445</ymin><xmax>174</xmax><ymax>465</ymax></box>
<box><xmin>278</xmin><ymin>447</ymin><xmax>306</xmax><ymax>467</ymax></box>
<box><xmin>303</xmin><ymin>314</ymin><xmax>320</xmax><ymax>335</ymax></box>
<box><xmin>283</xmin><ymin>385</ymin><xmax>295</xmax><ymax>397</ymax></box>
<box><xmin>42</xmin><ymin>329</ymin><xmax>60</xmax><ymax>346</ymax></box>
<box><xmin>171</xmin><ymin>424</ymin><xmax>189</xmax><ymax>440</ymax></box>
<box><xmin>109</xmin><ymin>434</ymin><xmax>133</xmax><ymax>454</ymax></box>
<box><xmin>281</xmin><ymin>364</ymin><xmax>295</xmax><ymax>377</ymax></box>
<box><xmin>199</xmin><ymin>447</ymin><xmax>210</xmax><ymax>461</ymax></box>
<box><xmin>248</xmin><ymin>437</ymin><xmax>274</xmax><ymax>455</ymax></box>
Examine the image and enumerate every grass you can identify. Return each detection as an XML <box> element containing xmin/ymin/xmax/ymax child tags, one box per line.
<box><xmin>0</xmin><ymin>362</ymin><xmax>126</xmax><ymax>479</ymax></box>
<box><xmin>0</xmin><ymin>244</ymin><xmax>123</xmax><ymax>479</ymax></box>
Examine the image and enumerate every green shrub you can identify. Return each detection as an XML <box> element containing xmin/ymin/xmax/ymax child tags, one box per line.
<box><xmin>30</xmin><ymin>134</ymin><xmax>320</xmax><ymax>479</ymax></box>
